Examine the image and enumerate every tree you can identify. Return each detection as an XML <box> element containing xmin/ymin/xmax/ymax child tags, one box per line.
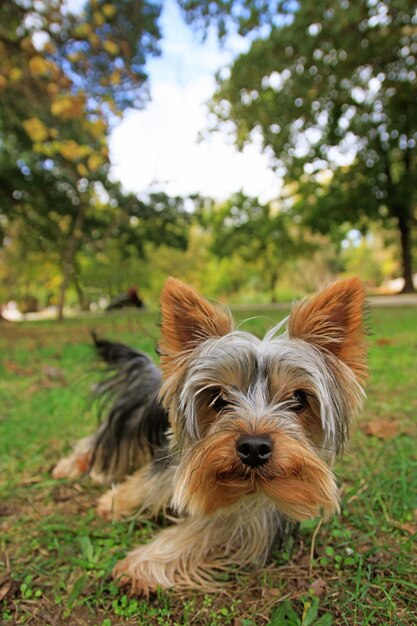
<box><xmin>0</xmin><ymin>0</ymin><xmax>161</xmax><ymax>181</ymax></box>
<box><xmin>178</xmin><ymin>0</ymin><xmax>293</xmax><ymax>39</ymax></box>
<box><xmin>2</xmin><ymin>1</ymin><xmax>282</xmax><ymax>315</ymax></box>
<box><xmin>0</xmin><ymin>2</ymin><xmax>200</xmax><ymax>317</ymax></box>
<box><xmin>213</xmin><ymin>0</ymin><xmax>416</xmax><ymax>291</ymax></box>
<box><xmin>200</xmin><ymin>193</ymin><xmax>312</xmax><ymax>302</ymax></box>
<box><xmin>0</xmin><ymin>0</ymin><xmax>166</xmax><ymax>316</ymax></box>
<box><xmin>74</xmin><ymin>190</ymin><xmax>192</xmax><ymax>304</ymax></box>
<box><xmin>0</xmin><ymin>182</ymin><xmax>192</xmax><ymax>315</ymax></box>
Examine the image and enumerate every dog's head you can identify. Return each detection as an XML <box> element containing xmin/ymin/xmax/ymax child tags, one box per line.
<box><xmin>158</xmin><ymin>278</ymin><xmax>367</xmax><ymax>521</ymax></box>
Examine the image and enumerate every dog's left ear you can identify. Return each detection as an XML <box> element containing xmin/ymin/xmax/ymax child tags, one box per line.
<box><xmin>287</xmin><ymin>278</ymin><xmax>367</xmax><ymax>382</ymax></box>
<box><xmin>159</xmin><ymin>277</ymin><xmax>233</xmax><ymax>358</ymax></box>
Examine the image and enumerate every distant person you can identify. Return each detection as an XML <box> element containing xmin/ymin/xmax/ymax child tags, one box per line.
<box><xmin>105</xmin><ymin>287</ymin><xmax>145</xmax><ymax>312</ymax></box>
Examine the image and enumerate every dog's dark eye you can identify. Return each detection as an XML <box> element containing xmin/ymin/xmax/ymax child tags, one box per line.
<box><xmin>209</xmin><ymin>388</ymin><xmax>228</xmax><ymax>412</ymax></box>
<box><xmin>289</xmin><ymin>390</ymin><xmax>308</xmax><ymax>413</ymax></box>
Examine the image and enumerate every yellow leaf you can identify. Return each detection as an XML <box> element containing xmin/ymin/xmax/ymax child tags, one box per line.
<box><xmin>79</xmin><ymin>145</ymin><xmax>92</xmax><ymax>158</ymax></box>
<box><xmin>43</xmin><ymin>42</ymin><xmax>56</xmax><ymax>55</ymax></box>
<box><xmin>47</xmin><ymin>83</ymin><xmax>59</xmax><ymax>97</ymax></box>
<box><xmin>51</xmin><ymin>95</ymin><xmax>84</xmax><ymax>119</ymax></box>
<box><xmin>103</xmin><ymin>40</ymin><xmax>119</xmax><ymax>55</ymax></box>
<box><xmin>87</xmin><ymin>153</ymin><xmax>104</xmax><ymax>172</ymax></box>
<box><xmin>21</xmin><ymin>37</ymin><xmax>34</xmax><ymax>52</ymax></box>
<box><xmin>58</xmin><ymin>140</ymin><xmax>85</xmax><ymax>161</ymax></box>
<box><xmin>102</xmin><ymin>4</ymin><xmax>117</xmax><ymax>18</ymax></box>
<box><xmin>9</xmin><ymin>67</ymin><xmax>23</xmax><ymax>82</ymax></box>
<box><xmin>74</xmin><ymin>23</ymin><xmax>90</xmax><ymax>37</ymax></box>
<box><xmin>110</xmin><ymin>70</ymin><xmax>121</xmax><ymax>85</ymax></box>
<box><xmin>67</xmin><ymin>52</ymin><xmax>82</xmax><ymax>63</ymax></box>
<box><xmin>33</xmin><ymin>141</ymin><xmax>54</xmax><ymax>156</ymax></box>
<box><xmin>51</xmin><ymin>97</ymin><xmax>71</xmax><ymax>116</ymax></box>
<box><xmin>89</xmin><ymin>33</ymin><xmax>100</xmax><ymax>47</ymax></box>
<box><xmin>77</xmin><ymin>163</ymin><xmax>89</xmax><ymax>177</ymax></box>
<box><xmin>87</xmin><ymin>119</ymin><xmax>107</xmax><ymax>139</ymax></box>
<box><xmin>93</xmin><ymin>10</ymin><xmax>105</xmax><ymax>26</ymax></box>
<box><xmin>23</xmin><ymin>117</ymin><xmax>49</xmax><ymax>143</ymax></box>
<box><xmin>28</xmin><ymin>55</ymin><xmax>50</xmax><ymax>77</ymax></box>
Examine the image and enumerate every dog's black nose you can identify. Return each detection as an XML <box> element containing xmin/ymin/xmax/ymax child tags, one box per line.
<box><xmin>236</xmin><ymin>435</ymin><xmax>273</xmax><ymax>468</ymax></box>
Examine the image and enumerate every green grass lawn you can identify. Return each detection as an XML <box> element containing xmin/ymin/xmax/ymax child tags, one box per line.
<box><xmin>0</xmin><ymin>307</ymin><xmax>416</xmax><ymax>625</ymax></box>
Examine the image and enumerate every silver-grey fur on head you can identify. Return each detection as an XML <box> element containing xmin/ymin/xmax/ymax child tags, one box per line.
<box><xmin>177</xmin><ymin>323</ymin><xmax>365</xmax><ymax>456</ymax></box>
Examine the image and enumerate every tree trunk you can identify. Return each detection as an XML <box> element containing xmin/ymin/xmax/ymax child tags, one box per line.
<box><xmin>57</xmin><ymin>206</ymin><xmax>86</xmax><ymax>320</ymax></box>
<box><xmin>57</xmin><ymin>258</ymin><xmax>72</xmax><ymax>321</ymax></box>
<box><xmin>269</xmin><ymin>268</ymin><xmax>279</xmax><ymax>303</ymax></box>
<box><xmin>73</xmin><ymin>271</ymin><xmax>90</xmax><ymax>311</ymax></box>
<box><xmin>398</xmin><ymin>213</ymin><xmax>415</xmax><ymax>293</ymax></box>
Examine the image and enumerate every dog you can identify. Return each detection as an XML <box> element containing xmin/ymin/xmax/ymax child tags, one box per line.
<box><xmin>53</xmin><ymin>277</ymin><xmax>367</xmax><ymax>594</ymax></box>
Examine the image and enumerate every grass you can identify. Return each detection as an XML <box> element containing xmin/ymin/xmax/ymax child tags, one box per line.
<box><xmin>0</xmin><ymin>306</ymin><xmax>416</xmax><ymax>625</ymax></box>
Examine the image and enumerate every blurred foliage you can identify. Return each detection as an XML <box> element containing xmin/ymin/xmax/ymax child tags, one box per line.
<box><xmin>0</xmin><ymin>1</ymin><xmax>190</xmax><ymax>317</ymax></box>
<box><xmin>0</xmin><ymin>0</ymin><xmax>413</xmax><ymax>315</ymax></box>
<box><xmin>341</xmin><ymin>229</ymin><xmax>398</xmax><ymax>287</ymax></box>
<box><xmin>213</xmin><ymin>0</ymin><xmax>416</xmax><ymax>291</ymax></box>
<box><xmin>0</xmin><ymin>190</ymin><xmax>191</xmax><ymax>309</ymax></box>
<box><xmin>0</xmin><ymin>0</ymin><xmax>161</xmax><ymax>188</ymax></box>
<box><xmin>178</xmin><ymin>0</ymin><xmax>295</xmax><ymax>39</ymax></box>
<box><xmin>199</xmin><ymin>193</ymin><xmax>316</xmax><ymax>301</ymax></box>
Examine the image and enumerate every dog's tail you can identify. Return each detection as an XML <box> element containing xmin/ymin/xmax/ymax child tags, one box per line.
<box><xmin>90</xmin><ymin>334</ymin><xmax>169</xmax><ymax>483</ymax></box>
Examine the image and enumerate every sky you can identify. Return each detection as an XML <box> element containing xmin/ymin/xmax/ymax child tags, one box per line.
<box><xmin>108</xmin><ymin>0</ymin><xmax>281</xmax><ymax>201</ymax></box>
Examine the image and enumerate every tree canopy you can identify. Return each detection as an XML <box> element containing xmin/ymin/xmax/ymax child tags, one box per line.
<box><xmin>199</xmin><ymin>192</ymin><xmax>313</xmax><ymax>301</ymax></box>
<box><xmin>0</xmin><ymin>0</ymin><xmax>413</xmax><ymax>314</ymax></box>
<box><xmin>213</xmin><ymin>0</ymin><xmax>416</xmax><ymax>291</ymax></box>
<box><xmin>0</xmin><ymin>1</ymin><xmax>193</xmax><ymax>317</ymax></box>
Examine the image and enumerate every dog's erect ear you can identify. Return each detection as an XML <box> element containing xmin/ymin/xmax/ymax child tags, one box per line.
<box><xmin>287</xmin><ymin>278</ymin><xmax>367</xmax><ymax>382</ymax></box>
<box><xmin>159</xmin><ymin>277</ymin><xmax>233</xmax><ymax>357</ymax></box>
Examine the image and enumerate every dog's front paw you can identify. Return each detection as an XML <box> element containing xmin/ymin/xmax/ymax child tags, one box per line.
<box><xmin>52</xmin><ymin>456</ymin><xmax>85</xmax><ymax>479</ymax></box>
<box><xmin>88</xmin><ymin>468</ymin><xmax>108</xmax><ymax>485</ymax></box>
<box><xmin>96</xmin><ymin>489</ymin><xmax>118</xmax><ymax>520</ymax></box>
<box><xmin>113</xmin><ymin>556</ymin><xmax>154</xmax><ymax>597</ymax></box>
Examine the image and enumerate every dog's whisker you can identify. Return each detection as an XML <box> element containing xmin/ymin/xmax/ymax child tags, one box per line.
<box><xmin>154</xmin><ymin>447</ymin><xmax>193</xmax><ymax>463</ymax></box>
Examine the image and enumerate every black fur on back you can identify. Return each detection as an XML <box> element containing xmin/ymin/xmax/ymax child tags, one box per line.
<box><xmin>90</xmin><ymin>334</ymin><xmax>169</xmax><ymax>482</ymax></box>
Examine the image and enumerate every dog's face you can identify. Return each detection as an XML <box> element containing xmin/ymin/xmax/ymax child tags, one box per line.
<box><xmin>158</xmin><ymin>278</ymin><xmax>367</xmax><ymax>522</ymax></box>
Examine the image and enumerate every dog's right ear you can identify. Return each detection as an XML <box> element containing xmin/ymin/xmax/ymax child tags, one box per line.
<box><xmin>159</xmin><ymin>277</ymin><xmax>233</xmax><ymax>359</ymax></box>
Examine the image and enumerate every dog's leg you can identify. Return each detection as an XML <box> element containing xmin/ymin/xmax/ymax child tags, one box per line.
<box><xmin>52</xmin><ymin>435</ymin><xmax>96</xmax><ymax>480</ymax></box>
<box><xmin>96</xmin><ymin>463</ymin><xmax>174</xmax><ymax>520</ymax></box>
<box><xmin>112</xmin><ymin>502</ymin><xmax>281</xmax><ymax>594</ymax></box>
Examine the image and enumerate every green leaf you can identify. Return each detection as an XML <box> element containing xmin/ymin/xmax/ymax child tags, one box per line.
<box><xmin>78</xmin><ymin>535</ymin><xmax>94</xmax><ymax>562</ymax></box>
<box><xmin>270</xmin><ymin>600</ymin><xmax>301</xmax><ymax>626</ymax></box>
<box><xmin>315</xmin><ymin>614</ymin><xmax>333</xmax><ymax>626</ymax></box>
<box><xmin>68</xmin><ymin>575</ymin><xmax>87</xmax><ymax>607</ymax></box>
<box><xmin>302</xmin><ymin>597</ymin><xmax>319</xmax><ymax>625</ymax></box>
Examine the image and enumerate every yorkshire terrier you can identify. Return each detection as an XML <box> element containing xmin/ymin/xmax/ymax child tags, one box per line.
<box><xmin>53</xmin><ymin>277</ymin><xmax>367</xmax><ymax>594</ymax></box>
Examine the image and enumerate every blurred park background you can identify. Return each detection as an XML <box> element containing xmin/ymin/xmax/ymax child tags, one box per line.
<box><xmin>0</xmin><ymin>0</ymin><xmax>416</xmax><ymax>321</ymax></box>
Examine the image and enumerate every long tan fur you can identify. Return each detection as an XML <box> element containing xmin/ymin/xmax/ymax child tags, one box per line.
<box><xmin>97</xmin><ymin>463</ymin><xmax>175</xmax><ymax>520</ymax></box>
<box><xmin>113</xmin><ymin>499</ymin><xmax>280</xmax><ymax>595</ymax></box>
